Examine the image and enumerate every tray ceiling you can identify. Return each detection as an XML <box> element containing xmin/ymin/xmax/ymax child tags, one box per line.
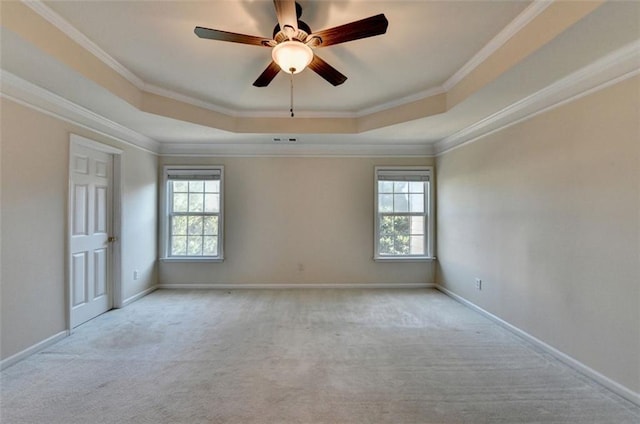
<box><xmin>1</xmin><ymin>1</ymin><xmax>638</xmax><ymax>154</ymax></box>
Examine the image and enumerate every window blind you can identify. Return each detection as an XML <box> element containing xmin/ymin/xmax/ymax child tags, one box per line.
<box><xmin>377</xmin><ymin>170</ymin><xmax>430</xmax><ymax>182</ymax></box>
<box><xmin>166</xmin><ymin>169</ymin><xmax>221</xmax><ymax>180</ymax></box>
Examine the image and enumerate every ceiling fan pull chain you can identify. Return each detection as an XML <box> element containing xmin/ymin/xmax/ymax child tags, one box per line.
<box><xmin>290</xmin><ymin>69</ymin><xmax>295</xmax><ymax>118</ymax></box>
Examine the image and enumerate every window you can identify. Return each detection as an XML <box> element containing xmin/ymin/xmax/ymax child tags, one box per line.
<box><xmin>163</xmin><ymin>167</ymin><xmax>223</xmax><ymax>260</ymax></box>
<box><xmin>374</xmin><ymin>167</ymin><xmax>433</xmax><ymax>260</ymax></box>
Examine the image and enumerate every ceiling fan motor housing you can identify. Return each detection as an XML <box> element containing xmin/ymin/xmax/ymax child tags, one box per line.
<box><xmin>273</xmin><ymin>2</ymin><xmax>310</xmax><ymax>43</ymax></box>
<box><xmin>273</xmin><ymin>20</ymin><xmax>311</xmax><ymax>43</ymax></box>
<box><xmin>194</xmin><ymin>0</ymin><xmax>388</xmax><ymax>87</ymax></box>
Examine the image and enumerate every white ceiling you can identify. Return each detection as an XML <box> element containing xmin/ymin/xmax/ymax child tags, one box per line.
<box><xmin>42</xmin><ymin>0</ymin><xmax>529</xmax><ymax>113</ymax></box>
<box><xmin>1</xmin><ymin>1</ymin><xmax>639</xmax><ymax>153</ymax></box>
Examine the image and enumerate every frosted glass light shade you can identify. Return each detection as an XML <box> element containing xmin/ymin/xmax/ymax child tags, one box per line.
<box><xmin>272</xmin><ymin>41</ymin><xmax>313</xmax><ymax>74</ymax></box>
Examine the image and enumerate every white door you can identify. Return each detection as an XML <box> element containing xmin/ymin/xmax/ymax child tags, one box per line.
<box><xmin>69</xmin><ymin>143</ymin><xmax>113</xmax><ymax>328</ymax></box>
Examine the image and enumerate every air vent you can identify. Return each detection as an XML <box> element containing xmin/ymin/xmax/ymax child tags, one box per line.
<box><xmin>272</xmin><ymin>137</ymin><xmax>298</xmax><ymax>143</ymax></box>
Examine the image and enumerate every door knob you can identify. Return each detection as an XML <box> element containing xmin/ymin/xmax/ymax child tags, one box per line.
<box><xmin>108</xmin><ymin>236</ymin><xmax>118</xmax><ymax>243</ymax></box>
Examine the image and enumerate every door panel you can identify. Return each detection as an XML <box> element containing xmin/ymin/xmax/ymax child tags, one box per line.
<box><xmin>94</xmin><ymin>248</ymin><xmax>107</xmax><ymax>297</ymax></box>
<box><xmin>69</xmin><ymin>143</ymin><xmax>113</xmax><ymax>328</ymax></box>
<box><xmin>95</xmin><ymin>186</ymin><xmax>107</xmax><ymax>233</ymax></box>
<box><xmin>73</xmin><ymin>185</ymin><xmax>88</xmax><ymax>235</ymax></box>
<box><xmin>74</xmin><ymin>155</ymin><xmax>89</xmax><ymax>174</ymax></box>
<box><xmin>71</xmin><ymin>252</ymin><xmax>87</xmax><ymax>307</ymax></box>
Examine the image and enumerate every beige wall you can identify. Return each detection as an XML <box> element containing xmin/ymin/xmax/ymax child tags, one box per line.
<box><xmin>159</xmin><ymin>156</ymin><xmax>435</xmax><ymax>285</ymax></box>
<box><xmin>436</xmin><ymin>76</ymin><xmax>640</xmax><ymax>394</ymax></box>
<box><xmin>120</xmin><ymin>147</ymin><xmax>158</xmax><ymax>300</ymax></box>
<box><xmin>0</xmin><ymin>98</ymin><xmax>158</xmax><ymax>360</ymax></box>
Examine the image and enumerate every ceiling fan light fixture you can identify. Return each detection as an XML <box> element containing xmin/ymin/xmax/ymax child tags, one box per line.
<box><xmin>272</xmin><ymin>41</ymin><xmax>313</xmax><ymax>74</ymax></box>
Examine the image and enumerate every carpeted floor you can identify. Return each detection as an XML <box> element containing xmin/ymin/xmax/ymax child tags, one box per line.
<box><xmin>1</xmin><ymin>288</ymin><xmax>638</xmax><ymax>423</ymax></box>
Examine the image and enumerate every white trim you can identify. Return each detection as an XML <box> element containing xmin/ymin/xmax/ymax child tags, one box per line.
<box><xmin>0</xmin><ymin>91</ymin><xmax>158</xmax><ymax>156</ymax></box>
<box><xmin>0</xmin><ymin>65</ymin><xmax>427</xmax><ymax>158</ymax></box>
<box><xmin>67</xmin><ymin>136</ymin><xmax>123</xmax><ymax>329</ymax></box>
<box><xmin>111</xmin><ymin>154</ymin><xmax>124</xmax><ymax>308</ymax></box>
<box><xmin>22</xmin><ymin>0</ymin><xmax>146</xmax><ymax>90</ymax></box>
<box><xmin>18</xmin><ymin>0</ymin><xmax>548</xmax><ymax>120</ymax></box>
<box><xmin>436</xmin><ymin>40</ymin><xmax>640</xmax><ymax>156</ymax></box>
<box><xmin>160</xmin><ymin>257</ymin><xmax>224</xmax><ymax>263</ymax></box>
<box><xmin>374</xmin><ymin>166</ymin><xmax>435</xmax><ymax>260</ymax></box>
<box><xmin>373</xmin><ymin>257</ymin><xmax>436</xmax><ymax>263</ymax></box>
<box><xmin>70</xmin><ymin>133</ymin><xmax>123</xmax><ymax>155</ymax></box>
<box><xmin>159</xmin><ymin>142</ymin><xmax>436</xmax><ymax>158</ymax></box>
<box><xmin>0</xmin><ymin>331</ymin><xmax>68</xmax><ymax>370</ymax></box>
<box><xmin>236</xmin><ymin>109</ymin><xmax>357</xmax><ymax>119</ymax></box>
<box><xmin>151</xmin><ymin>86</ymin><xmax>443</xmax><ymax>119</ymax></box>
<box><xmin>69</xmin><ymin>134</ymin><xmax>125</xmax><ymax>309</ymax></box>
<box><xmin>18</xmin><ymin>0</ymin><xmax>442</xmax><ymax>119</ymax></box>
<box><xmin>355</xmin><ymin>86</ymin><xmax>446</xmax><ymax>117</ymax></box>
<box><xmin>160</xmin><ymin>165</ymin><xmax>225</xmax><ymax>261</ymax></box>
<box><xmin>143</xmin><ymin>84</ymin><xmax>238</xmax><ymax>117</ymax></box>
<box><xmin>435</xmin><ymin>285</ymin><xmax>640</xmax><ymax>407</ymax></box>
<box><xmin>0</xmin><ymin>70</ymin><xmax>159</xmax><ymax>154</ymax></box>
<box><xmin>8</xmin><ymin>1</ymin><xmax>635</xmax><ymax>159</ymax></box>
<box><xmin>157</xmin><ymin>283</ymin><xmax>434</xmax><ymax>290</ymax></box>
<box><xmin>442</xmin><ymin>0</ymin><xmax>552</xmax><ymax>91</ymax></box>
<box><xmin>3</xmin><ymin>37</ymin><xmax>636</xmax><ymax>160</ymax></box>
<box><xmin>145</xmin><ymin>83</ymin><xmax>359</xmax><ymax>119</ymax></box>
<box><xmin>120</xmin><ymin>285</ymin><xmax>158</xmax><ymax>308</ymax></box>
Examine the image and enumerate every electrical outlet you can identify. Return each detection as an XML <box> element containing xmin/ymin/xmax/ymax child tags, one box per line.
<box><xmin>133</xmin><ymin>270</ymin><xmax>139</xmax><ymax>280</ymax></box>
<box><xmin>475</xmin><ymin>278</ymin><xmax>482</xmax><ymax>290</ymax></box>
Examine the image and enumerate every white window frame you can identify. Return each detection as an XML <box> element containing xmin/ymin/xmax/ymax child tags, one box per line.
<box><xmin>374</xmin><ymin>166</ymin><xmax>435</xmax><ymax>262</ymax></box>
<box><xmin>160</xmin><ymin>166</ymin><xmax>224</xmax><ymax>262</ymax></box>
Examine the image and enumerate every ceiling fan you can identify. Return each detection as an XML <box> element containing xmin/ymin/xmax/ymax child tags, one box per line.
<box><xmin>194</xmin><ymin>0</ymin><xmax>389</xmax><ymax>87</ymax></box>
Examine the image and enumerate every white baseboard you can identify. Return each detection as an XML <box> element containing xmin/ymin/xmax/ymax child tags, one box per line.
<box><xmin>0</xmin><ymin>330</ymin><xmax>69</xmax><ymax>370</ymax></box>
<box><xmin>1</xmin><ymin>286</ymin><xmax>158</xmax><ymax>369</ymax></box>
<box><xmin>120</xmin><ymin>285</ymin><xmax>158</xmax><ymax>307</ymax></box>
<box><xmin>435</xmin><ymin>285</ymin><xmax>640</xmax><ymax>407</ymax></box>
<box><xmin>157</xmin><ymin>283</ymin><xmax>435</xmax><ymax>290</ymax></box>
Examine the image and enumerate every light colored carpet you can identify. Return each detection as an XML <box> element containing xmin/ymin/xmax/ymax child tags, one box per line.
<box><xmin>1</xmin><ymin>288</ymin><xmax>638</xmax><ymax>423</ymax></box>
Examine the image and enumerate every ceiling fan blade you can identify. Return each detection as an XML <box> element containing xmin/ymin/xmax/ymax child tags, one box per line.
<box><xmin>308</xmin><ymin>14</ymin><xmax>388</xmax><ymax>47</ymax></box>
<box><xmin>273</xmin><ymin>0</ymin><xmax>298</xmax><ymax>34</ymax></box>
<box><xmin>253</xmin><ymin>61</ymin><xmax>281</xmax><ymax>87</ymax></box>
<box><xmin>308</xmin><ymin>55</ymin><xmax>347</xmax><ymax>86</ymax></box>
<box><xmin>194</xmin><ymin>27</ymin><xmax>270</xmax><ymax>47</ymax></box>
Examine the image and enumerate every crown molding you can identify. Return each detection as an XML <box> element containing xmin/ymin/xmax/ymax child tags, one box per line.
<box><xmin>145</xmin><ymin>83</ymin><xmax>361</xmax><ymax>119</ymax></box>
<box><xmin>159</xmin><ymin>141</ymin><xmax>436</xmax><ymax>158</ymax></box>
<box><xmin>5</xmin><ymin>34</ymin><xmax>636</xmax><ymax>160</ymax></box>
<box><xmin>142</xmin><ymin>83</ymin><xmax>238</xmax><ymax>117</ymax></box>
<box><xmin>442</xmin><ymin>0</ymin><xmax>553</xmax><ymax>91</ymax></box>
<box><xmin>21</xmin><ymin>0</ymin><xmax>146</xmax><ymax>90</ymax></box>
<box><xmin>0</xmin><ymin>68</ymin><xmax>436</xmax><ymax>158</ymax></box>
<box><xmin>0</xmin><ymin>70</ymin><xmax>160</xmax><ymax>154</ymax></box>
<box><xmin>12</xmin><ymin>0</ymin><xmax>633</xmax><ymax>160</ymax></box>
<box><xmin>19</xmin><ymin>0</ymin><xmax>440</xmax><ymax>118</ymax></box>
<box><xmin>356</xmin><ymin>86</ymin><xmax>447</xmax><ymax>117</ymax></box>
<box><xmin>234</xmin><ymin>109</ymin><xmax>357</xmax><ymax>119</ymax></box>
<box><xmin>20</xmin><ymin>0</ymin><xmax>545</xmax><ymax>121</ymax></box>
<box><xmin>144</xmin><ymin>83</ymin><xmax>446</xmax><ymax>119</ymax></box>
<box><xmin>435</xmin><ymin>40</ymin><xmax>640</xmax><ymax>156</ymax></box>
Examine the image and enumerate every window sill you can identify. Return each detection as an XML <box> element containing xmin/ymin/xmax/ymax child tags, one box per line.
<box><xmin>374</xmin><ymin>256</ymin><xmax>436</xmax><ymax>263</ymax></box>
<box><xmin>160</xmin><ymin>257</ymin><xmax>224</xmax><ymax>263</ymax></box>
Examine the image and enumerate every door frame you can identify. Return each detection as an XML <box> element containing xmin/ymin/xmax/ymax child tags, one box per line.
<box><xmin>67</xmin><ymin>134</ymin><xmax>123</xmax><ymax>332</ymax></box>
